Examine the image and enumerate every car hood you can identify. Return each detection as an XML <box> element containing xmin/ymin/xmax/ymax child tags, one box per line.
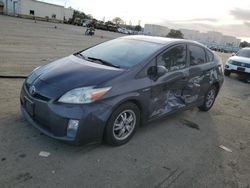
<box><xmin>229</xmin><ymin>56</ymin><xmax>250</xmax><ymax>64</ymax></box>
<box><xmin>26</xmin><ymin>55</ymin><xmax>124</xmax><ymax>99</ymax></box>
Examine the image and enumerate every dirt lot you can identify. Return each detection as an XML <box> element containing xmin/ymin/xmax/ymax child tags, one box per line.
<box><xmin>0</xmin><ymin>15</ymin><xmax>249</xmax><ymax>188</ymax></box>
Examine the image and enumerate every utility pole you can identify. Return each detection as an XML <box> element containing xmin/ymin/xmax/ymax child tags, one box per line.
<box><xmin>5</xmin><ymin>0</ymin><xmax>8</xmax><ymax>14</ymax></box>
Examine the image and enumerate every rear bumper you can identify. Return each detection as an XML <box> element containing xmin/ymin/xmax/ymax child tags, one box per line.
<box><xmin>20</xmin><ymin>84</ymin><xmax>112</xmax><ymax>145</ymax></box>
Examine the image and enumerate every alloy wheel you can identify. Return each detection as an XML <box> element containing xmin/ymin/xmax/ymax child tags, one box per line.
<box><xmin>206</xmin><ymin>88</ymin><xmax>216</xmax><ymax>108</ymax></box>
<box><xmin>113</xmin><ymin>110</ymin><xmax>136</xmax><ymax>141</ymax></box>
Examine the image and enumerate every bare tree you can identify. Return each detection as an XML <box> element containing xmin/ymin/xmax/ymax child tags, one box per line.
<box><xmin>112</xmin><ymin>17</ymin><xmax>124</xmax><ymax>25</ymax></box>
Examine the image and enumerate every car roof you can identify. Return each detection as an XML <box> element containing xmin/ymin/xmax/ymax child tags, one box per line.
<box><xmin>121</xmin><ymin>35</ymin><xmax>202</xmax><ymax>46</ymax></box>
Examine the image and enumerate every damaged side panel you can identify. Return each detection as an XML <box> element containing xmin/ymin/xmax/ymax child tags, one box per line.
<box><xmin>150</xmin><ymin>89</ymin><xmax>185</xmax><ymax>117</ymax></box>
<box><xmin>146</xmin><ymin>43</ymin><xmax>223</xmax><ymax>120</ymax></box>
<box><xmin>149</xmin><ymin>65</ymin><xmax>221</xmax><ymax>119</ymax></box>
<box><xmin>149</xmin><ymin>70</ymin><xmax>189</xmax><ymax>118</ymax></box>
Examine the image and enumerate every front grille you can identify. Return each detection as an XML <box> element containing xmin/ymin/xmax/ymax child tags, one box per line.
<box><xmin>231</xmin><ymin>61</ymin><xmax>250</xmax><ymax>68</ymax></box>
<box><xmin>25</xmin><ymin>83</ymin><xmax>50</xmax><ymax>101</ymax></box>
<box><xmin>33</xmin><ymin>93</ymin><xmax>50</xmax><ymax>101</ymax></box>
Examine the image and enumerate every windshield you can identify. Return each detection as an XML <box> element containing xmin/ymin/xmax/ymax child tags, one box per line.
<box><xmin>236</xmin><ymin>48</ymin><xmax>250</xmax><ymax>58</ymax></box>
<box><xmin>79</xmin><ymin>38</ymin><xmax>163</xmax><ymax>68</ymax></box>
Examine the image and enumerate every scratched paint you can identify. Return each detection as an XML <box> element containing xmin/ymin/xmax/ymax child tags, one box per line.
<box><xmin>150</xmin><ymin>67</ymin><xmax>220</xmax><ymax>118</ymax></box>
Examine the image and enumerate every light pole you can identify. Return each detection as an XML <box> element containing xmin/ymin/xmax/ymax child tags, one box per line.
<box><xmin>5</xmin><ymin>0</ymin><xmax>8</xmax><ymax>14</ymax></box>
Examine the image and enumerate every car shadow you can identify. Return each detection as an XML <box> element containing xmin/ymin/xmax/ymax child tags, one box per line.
<box><xmin>227</xmin><ymin>73</ymin><xmax>250</xmax><ymax>83</ymax></box>
<box><xmin>0</xmin><ymin>108</ymin><xmax>232</xmax><ymax>188</ymax></box>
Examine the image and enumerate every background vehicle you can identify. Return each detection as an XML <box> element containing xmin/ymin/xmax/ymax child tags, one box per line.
<box><xmin>93</xmin><ymin>21</ymin><xmax>118</xmax><ymax>32</ymax></box>
<box><xmin>118</xmin><ymin>27</ymin><xmax>129</xmax><ymax>34</ymax></box>
<box><xmin>84</xmin><ymin>19</ymin><xmax>96</xmax><ymax>36</ymax></box>
<box><xmin>85</xmin><ymin>27</ymin><xmax>95</xmax><ymax>36</ymax></box>
<box><xmin>20</xmin><ymin>36</ymin><xmax>224</xmax><ymax>146</ymax></box>
<box><xmin>224</xmin><ymin>47</ymin><xmax>250</xmax><ymax>76</ymax></box>
<box><xmin>82</xmin><ymin>20</ymin><xmax>92</xmax><ymax>27</ymax></box>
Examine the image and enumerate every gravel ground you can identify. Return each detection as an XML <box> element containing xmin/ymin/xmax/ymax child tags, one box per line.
<box><xmin>0</xmin><ymin>15</ymin><xmax>249</xmax><ymax>188</ymax></box>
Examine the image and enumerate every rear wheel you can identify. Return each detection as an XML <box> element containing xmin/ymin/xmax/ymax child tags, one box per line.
<box><xmin>224</xmin><ymin>69</ymin><xmax>231</xmax><ymax>76</ymax></box>
<box><xmin>199</xmin><ymin>85</ymin><xmax>217</xmax><ymax>111</ymax></box>
<box><xmin>104</xmin><ymin>102</ymin><xmax>140</xmax><ymax>146</ymax></box>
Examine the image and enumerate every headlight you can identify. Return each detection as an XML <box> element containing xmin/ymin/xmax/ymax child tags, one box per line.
<box><xmin>58</xmin><ymin>86</ymin><xmax>111</xmax><ymax>104</ymax></box>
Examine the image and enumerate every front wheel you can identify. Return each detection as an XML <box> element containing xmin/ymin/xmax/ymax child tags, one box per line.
<box><xmin>199</xmin><ymin>85</ymin><xmax>217</xmax><ymax>111</ymax></box>
<box><xmin>104</xmin><ymin>102</ymin><xmax>140</xmax><ymax>146</ymax></box>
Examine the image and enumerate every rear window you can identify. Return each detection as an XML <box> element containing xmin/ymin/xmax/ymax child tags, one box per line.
<box><xmin>80</xmin><ymin>38</ymin><xmax>163</xmax><ymax>68</ymax></box>
<box><xmin>189</xmin><ymin>45</ymin><xmax>206</xmax><ymax>66</ymax></box>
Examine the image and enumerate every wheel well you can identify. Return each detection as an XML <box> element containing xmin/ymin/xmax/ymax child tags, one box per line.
<box><xmin>114</xmin><ymin>99</ymin><xmax>143</xmax><ymax>123</ymax></box>
<box><xmin>118</xmin><ymin>99</ymin><xmax>143</xmax><ymax>114</ymax></box>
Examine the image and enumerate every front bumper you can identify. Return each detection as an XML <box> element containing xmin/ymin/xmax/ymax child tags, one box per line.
<box><xmin>20</xmin><ymin>83</ymin><xmax>112</xmax><ymax>145</ymax></box>
<box><xmin>224</xmin><ymin>62</ymin><xmax>250</xmax><ymax>74</ymax></box>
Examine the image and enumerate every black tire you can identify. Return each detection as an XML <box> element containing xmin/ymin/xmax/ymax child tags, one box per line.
<box><xmin>104</xmin><ymin>102</ymin><xmax>140</xmax><ymax>146</ymax></box>
<box><xmin>199</xmin><ymin>85</ymin><xmax>217</xmax><ymax>111</ymax></box>
<box><xmin>224</xmin><ymin>70</ymin><xmax>231</xmax><ymax>76</ymax></box>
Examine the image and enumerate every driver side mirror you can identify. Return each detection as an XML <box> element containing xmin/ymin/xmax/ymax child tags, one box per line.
<box><xmin>156</xmin><ymin>65</ymin><xmax>168</xmax><ymax>77</ymax></box>
<box><xmin>147</xmin><ymin>65</ymin><xmax>168</xmax><ymax>80</ymax></box>
<box><xmin>232</xmin><ymin>53</ymin><xmax>236</xmax><ymax>56</ymax></box>
<box><xmin>147</xmin><ymin>66</ymin><xmax>157</xmax><ymax>77</ymax></box>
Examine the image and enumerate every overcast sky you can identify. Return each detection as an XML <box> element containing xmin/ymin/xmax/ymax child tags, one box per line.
<box><xmin>42</xmin><ymin>0</ymin><xmax>250</xmax><ymax>42</ymax></box>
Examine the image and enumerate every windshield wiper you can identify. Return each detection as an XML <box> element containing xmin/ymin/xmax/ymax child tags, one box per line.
<box><xmin>74</xmin><ymin>52</ymin><xmax>86</xmax><ymax>59</ymax></box>
<box><xmin>86</xmin><ymin>57</ymin><xmax>120</xmax><ymax>68</ymax></box>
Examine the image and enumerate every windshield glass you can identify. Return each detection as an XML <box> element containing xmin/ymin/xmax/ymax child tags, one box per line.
<box><xmin>80</xmin><ymin>38</ymin><xmax>163</xmax><ymax>68</ymax></box>
<box><xmin>236</xmin><ymin>48</ymin><xmax>250</xmax><ymax>58</ymax></box>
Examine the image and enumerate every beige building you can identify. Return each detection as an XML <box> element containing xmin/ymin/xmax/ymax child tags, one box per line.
<box><xmin>180</xmin><ymin>29</ymin><xmax>241</xmax><ymax>47</ymax></box>
<box><xmin>144</xmin><ymin>24</ymin><xmax>170</xmax><ymax>37</ymax></box>
<box><xmin>3</xmin><ymin>0</ymin><xmax>73</xmax><ymax>22</ymax></box>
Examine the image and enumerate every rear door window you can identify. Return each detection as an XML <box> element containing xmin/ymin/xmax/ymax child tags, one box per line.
<box><xmin>189</xmin><ymin>45</ymin><xmax>206</xmax><ymax>66</ymax></box>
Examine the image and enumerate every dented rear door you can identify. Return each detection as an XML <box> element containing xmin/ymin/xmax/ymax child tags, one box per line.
<box><xmin>183</xmin><ymin>44</ymin><xmax>214</xmax><ymax>105</ymax></box>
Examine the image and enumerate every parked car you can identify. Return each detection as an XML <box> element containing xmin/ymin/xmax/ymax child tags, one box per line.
<box><xmin>20</xmin><ymin>36</ymin><xmax>224</xmax><ymax>146</ymax></box>
<box><xmin>224</xmin><ymin>47</ymin><xmax>250</xmax><ymax>76</ymax></box>
<box><xmin>82</xmin><ymin>20</ymin><xmax>91</xmax><ymax>27</ymax></box>
<box><xmin>118</xmin><ymin>27</ymin><xmax>129</xmax><ymax>34</ymax></box>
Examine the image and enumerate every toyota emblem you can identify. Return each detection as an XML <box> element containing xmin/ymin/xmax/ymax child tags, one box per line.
<box><xmin>29</xmin><ymin>85</ymin><xmax>36</xmax><ymax>96</ymax></box>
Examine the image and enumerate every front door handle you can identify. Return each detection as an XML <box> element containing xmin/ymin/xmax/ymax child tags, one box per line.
<box><xmin>142</xmin><ymin>88</ymin><xmax>151</xmax><ymax>92</ymax></box>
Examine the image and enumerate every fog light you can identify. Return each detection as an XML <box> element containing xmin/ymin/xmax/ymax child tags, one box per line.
<box><xmin>67</xmin><ymin>119</ymin><xmax>79</xmax><ymax>138</ymax></box>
